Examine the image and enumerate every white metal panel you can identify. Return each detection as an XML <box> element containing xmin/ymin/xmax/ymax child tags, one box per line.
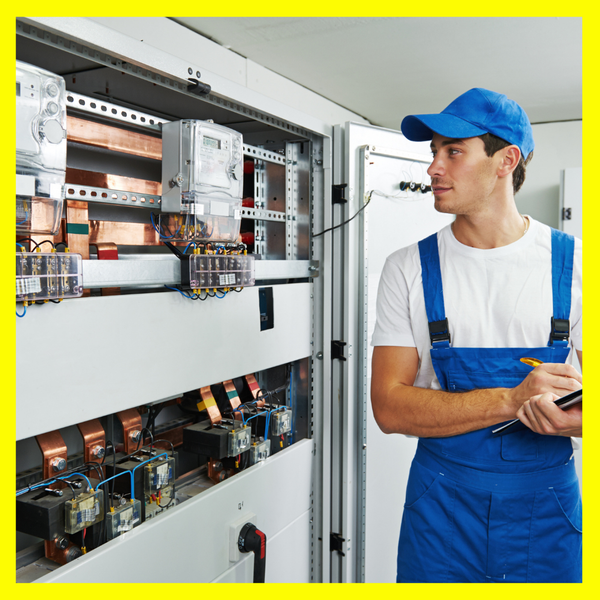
<box><xmin>16</xmin><ymin>283</ymin><xmax>312</xmax><ymax>440</ymax></box>
<box><xmin>35</xmin><ymin>440</ymin><xmax>313</xmax><ymax>583</ymax></box>
<box><xmin>335</xmin><ymin>122</ymin><xmax>453</xmax><ymax>583</ymax></box>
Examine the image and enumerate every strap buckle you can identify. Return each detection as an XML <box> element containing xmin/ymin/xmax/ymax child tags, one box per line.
<box><xmin>549</xmin><ymin>317</ymin><xmax>570</xmax><ymax>345</ymax></box>
<box><xmin>428</xmin><ymin>319</ymin><xmax>451</xmax><ymax>345</ymax></box>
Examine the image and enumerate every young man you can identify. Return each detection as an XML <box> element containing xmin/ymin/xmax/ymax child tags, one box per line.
<box><xmin>371</xmin><ymin>88</ymin><xmax>582</xmax><ymax>583</ymax></box>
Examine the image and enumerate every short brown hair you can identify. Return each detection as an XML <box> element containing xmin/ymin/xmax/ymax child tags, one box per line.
<box><xmin>479</xmin><ymin>133</ymin><xmax>533</xmax><ymax>194</ymax></box>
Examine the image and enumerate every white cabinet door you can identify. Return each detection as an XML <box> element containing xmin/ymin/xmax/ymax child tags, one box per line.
<box><xmin>330</xmin><ymin>122</ymin><xmax>453</xmax><ymax>583</ymax></box>
<box><xmin>559</xmin><ymin>167</ymin><xmax>582</xmax><ymax>240</ymax></box>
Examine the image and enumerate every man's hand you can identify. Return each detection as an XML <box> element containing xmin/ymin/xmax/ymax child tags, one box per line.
<box><xmin>516</xmin><ymin>392</ymin><xmax>582</xmax><ymax>437</ymax></box>
<box><xmin>508</xmin><ymin>363</ymin><xmax>582</xmax><ymax>412</ymax></box>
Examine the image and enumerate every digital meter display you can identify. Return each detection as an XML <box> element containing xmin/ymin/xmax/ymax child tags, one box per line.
<box><xmin>203</xmin><ymin>136</ymin><xmax>221</xmax><ymax>150</ymax></box>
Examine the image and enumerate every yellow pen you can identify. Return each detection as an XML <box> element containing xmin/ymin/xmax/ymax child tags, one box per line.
<box><xmin>520</xmin><ymin>357</ymin><xmax>544</xmax><ymax>368</ymax></box>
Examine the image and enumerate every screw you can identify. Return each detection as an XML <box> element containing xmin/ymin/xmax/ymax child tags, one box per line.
<box><xmin>196</xmin><ymin>71</ymin><xmax>201</xmax><ymax>78</ymax></box>
<box><xmin>130</xmin><ymin>430</ymin><xmax>141</xmax><ymax>443</ymax></box>
<box><xmin>316</xmin><ymin>352</ymin><xmax>323</xmax><ymax>360</ymax></box>
<box><xmin>188</xmin><ymin>68</ymin><xmax>193</xmax><ymax>75</ymax></box>
<box><xmin>51</xmin><ymin>457</ymin><xmax>66</xmax><ymax>472</ymax></box>
<box><xmin>55</xmin><ymin>536</ymin><xmax>69</xmax><ymax>550</ymax></box>
<box><xmin>92</xmin><ymin>445</ymin><xmax>105</xmax><ymax>459</ymax></box>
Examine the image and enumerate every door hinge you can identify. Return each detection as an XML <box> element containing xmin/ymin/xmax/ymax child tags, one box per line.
<box><xmin>331</xmin><ymin>340</ymin><xmax>347</xmax><ymax>361</ymax></box>
<box><xmin>332</xmin><ymin>183</ymin><xmax>348</xmax><ymax>204</ymax></box>
<box><xmin>330</xmin><ymin>532</ymin><xmax>345</xmax><ymax>556</ymax></box>
<box><xmin>562</xmin><ymin>207</ymin><xmax>572</xmax><ymax>221</ymax></box>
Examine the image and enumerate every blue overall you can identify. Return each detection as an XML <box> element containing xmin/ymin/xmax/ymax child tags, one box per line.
<box><xmin>396</xmin><ymin>228</ymin><xmax>582</xmax><ymax>583</ymax></box>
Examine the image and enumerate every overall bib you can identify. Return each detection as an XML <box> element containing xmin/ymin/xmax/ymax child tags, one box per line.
<box><xmin>396</xmin><ymin>228</ymin><xmax>582</xmax><ymax>583</ymax></box>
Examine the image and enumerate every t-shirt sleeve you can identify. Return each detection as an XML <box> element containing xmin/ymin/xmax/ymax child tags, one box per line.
<box><xmin>371</xmin><ymin>255</ymin><xmax>417</xmax><ymax>347</ymax></box>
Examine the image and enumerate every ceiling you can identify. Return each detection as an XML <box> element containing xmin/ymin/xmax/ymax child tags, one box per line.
<box><xmin>171</xmin><ymin>17</ymin><xmax>581</xmax><ymax>130</ymax></box>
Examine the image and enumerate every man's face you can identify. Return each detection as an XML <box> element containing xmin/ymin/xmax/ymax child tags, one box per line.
<box><xmin>427</xmin><ymin>134</ymin><xmax>499</xmax><ymax>215</ymax></box>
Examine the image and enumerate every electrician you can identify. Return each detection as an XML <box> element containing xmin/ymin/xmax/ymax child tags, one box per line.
<box><xmin>370</xmin><ymin>88</ymin><xmax>582</xmax><ymax>583</ymax></box>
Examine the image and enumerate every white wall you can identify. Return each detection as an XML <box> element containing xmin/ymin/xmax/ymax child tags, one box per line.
<box><xmin>516</xmin><ymin>120</ymin><xmax>582</xmax><ymax>229</ymax></box>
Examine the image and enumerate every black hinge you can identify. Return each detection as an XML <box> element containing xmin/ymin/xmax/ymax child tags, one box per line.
<box><xmin>331</xmin><ymin>340</ymin><xmax>347</xmax><ymax>361</ymax></box>
<box><xmin>332</xmin><ymin>184</ymin><xmax>348</xmax><ymax>204</ymax></box>
<box><xmin>330</xmin><ymin>532</ymin><xmax>346</xmax><ymax>556</ymax></box>
<box><xmin>562</xmin><ymin>207</ymin><xmax>572</xmax><ymax>221</ymax></box>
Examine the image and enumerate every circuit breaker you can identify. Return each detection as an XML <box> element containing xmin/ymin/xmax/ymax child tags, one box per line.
<box><xmin>16</xmin><ymin>60</ymin><xmax>66</xmax><ymax>235</ymax></box>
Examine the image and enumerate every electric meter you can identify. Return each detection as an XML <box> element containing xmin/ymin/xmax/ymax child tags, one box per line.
<box><xmin>160</xmin><ymin>120</ymin><xmax>243</xmax><ymax>242</ymax></box>
<box><xmin>16</xmin><ymin>61</ymin><xmax>67</xmax><ymax>235</ymax></box>
<box><xmin>64</xmin><ymin>490</ymin><xmax>104</xmax><ymax>534</ymax></box>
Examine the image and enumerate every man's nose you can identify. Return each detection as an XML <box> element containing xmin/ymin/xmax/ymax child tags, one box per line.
<box><xmin>427</xmin><ymin>154</ymin><xmax>445</xmax><ymax>178</ymax></box>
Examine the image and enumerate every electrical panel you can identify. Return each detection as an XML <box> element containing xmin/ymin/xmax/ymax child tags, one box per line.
<box><xmin>16</xmin><ymin>60</ymin><xmax>66</xmax><ymax>235</ymax></box>
<box><xmin>16</xmin><ymin>16</ymin><xmax>318</xmax><ymax>585</ymax></box>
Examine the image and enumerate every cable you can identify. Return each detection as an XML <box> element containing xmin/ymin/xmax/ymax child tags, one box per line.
<box><xmin>32</xmin><ymin>239</ymin><xmax>55</xmax><ymax>251</ymax></box>
<box><xmin>164</xmin><ymin>285</ymin><xmax>195</xmax><ymax>300</ymax></box>
<box><xmin>16</xmin><ymin>304</ymin><xmax>26</xmax><ymax>318</ymax></box>
<box><xmin>16</xmin><ymin>243</ymin><xmax>25</xmax><ymax>251</ymax></box>
<box><xmin>136</xmin><ymin>427</ymin><xmax>154</xmax><ymax>451</ymax></box>
<box><xmin>313</xmin><ymin>191</ymin><xmax>373</xmax><ymax>237</ymax></box>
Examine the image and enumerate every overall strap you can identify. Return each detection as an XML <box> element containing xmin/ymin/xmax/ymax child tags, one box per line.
<box><xmin>548</xmin><ymin>228</ymin><xmax>575</xmax><ymax>347</ymax></box>
<box><xmin>418</xmin><ymin>233</ymin><xmax>450</xmax><ymax>347</ymax></box>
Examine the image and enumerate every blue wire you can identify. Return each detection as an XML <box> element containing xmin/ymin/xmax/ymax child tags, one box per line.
<box><xmin>16</xmin><ymin>479</ymin><xmax>58</xmax><ymax>496</ymax></box>
<box><xmin>232</xmin><ymin>407</ymin><xmax>247</xmax><ymax>425</ymax></box>
<box><xmin>214</xmin><ymin>290</ymin><xmax>227</xmax><ymax>299</ymax></box>
<box><xmin>58</xmin><ymin>472</ymin><xmax>92</xmax><ymax>492</ymax></box>
<box><xmin>17</xmin><ymin>212</ymin><xmax>29</xmax><ymax>226</ymax></box>
<box><xmin>16</xmin><ymin>243</ymin><xmax>25</xmax><ymax>251</ymax></box>
<box><xmin>16</xmin><ymin>304</ymin><xmax>26</xmax><ymax>318</ymax></box>
<box><xmin>183</xmin><ymin>241</ymin><xmax>196</xmax><ymax>253</ymax></box>
<box><xmin>150</xmin><ymin>213</ymin><xmax>182</xmax><ymax>240</ymax></box>
<box><xmin>164</xmin><ymin>285</ymin><xmax>194</xmax><ymax>300</ymax></box>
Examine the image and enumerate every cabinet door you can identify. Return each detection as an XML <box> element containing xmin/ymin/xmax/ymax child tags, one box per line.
<box><xmin>330</xmin><ymin>121</ymin><xmax>453</xmax><ymax>583</ymax></box>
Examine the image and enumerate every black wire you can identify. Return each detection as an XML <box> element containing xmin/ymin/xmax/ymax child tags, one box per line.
<box><xmin>54</xmin><ymin>241</ymin><xmax>68</xmax><ymax>251</ymax></box>
<box><xmin>16</xmin><ymin>237</ymin><xmax>36</xmax><ymax>247</ymax></box>
<box><xmin>312</xmin><ymin>192</ymin><xmax>372</xmax><ymax>237</ymax></box>
<box><xmin>31</xmin><ymin>239</ymin><xmax>55</xmax><ymax>251</ymax></box>
<box><xmin>136</xmin><ymin>427</ymin><xmax>154</xmax><ymax>451</ymax></box>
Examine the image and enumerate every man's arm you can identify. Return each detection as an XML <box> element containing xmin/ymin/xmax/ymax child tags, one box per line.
<box><xmin>371</xmin><ymin>346</ymin><xmax>583</xmax><ymax>437</ymax></box>
<box><xmin>516</xmin><ymin>350</ymin><xmax>582</xmax><ymax>437</ymax></box>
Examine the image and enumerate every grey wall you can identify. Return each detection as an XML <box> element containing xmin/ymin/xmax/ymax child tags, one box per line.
<box><xmin>516</xmin><ymin>120</ymin><xmax>582</xmax><ymax>228</ymax></box>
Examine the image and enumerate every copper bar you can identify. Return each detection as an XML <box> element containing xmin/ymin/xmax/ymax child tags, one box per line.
<box><xmin>116</xmin><ymin>409</ymin><xmax>142</xmax><ymax>455</ymax></box>
<box><xmin>207</xmin><ymin>459</ymin><xmax>234</xmax><ymax>485</ymax></box>
<box><xmin>65</xmin><ymin>200</ymin><xmax>90</xmax><ymax>260</ymax></box>
<box><xmin>66</xmin><ymin>168</ymin><xmax>162</xmax><ymax>195</ymax></box>
<box><xmin>245</xmin><ymin>374</ymin><xmax>265</xmax><ymax>408</ymax></box>
<box><xmin>223</xmin><ymin>380</ymin><xmax>242</xmax><ymax>421</ymax></box>
<box><xmin>67</xmin><ymin>115</ymin><xmax>162</xmax><ymax>160</ymax></box>
<box><xmin>89</xmin><ymin>220</ymin><xmax>160</xmax><ymax>246</ymax></box>
<box><xmin>35</xmin><ymin>430</ymin><xmax>68</xmax><ymax>480</ymax></box>
<box><xmin>198</xmin><ymin>386</ymin><xmax>222</xmax><ymax>425</ymax></box>
<box><xmin>76</xmin><ymin>419</ymin><xmax>106</xmax><ymax>465</ymax></box>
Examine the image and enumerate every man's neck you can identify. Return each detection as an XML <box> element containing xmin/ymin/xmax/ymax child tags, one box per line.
<box><xmin>451</xmin><ymin>210</ymin><xmax>528</xmax><ymax>249</ymax></box>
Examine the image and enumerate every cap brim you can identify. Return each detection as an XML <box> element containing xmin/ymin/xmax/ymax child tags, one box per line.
<box><xmin>401</xmin><ymin>113</ymin><xmax>488</xmax><ymax>142</ymax></box>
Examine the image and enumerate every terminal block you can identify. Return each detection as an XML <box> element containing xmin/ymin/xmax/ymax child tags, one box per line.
<box><xmin>16</xmin><ymin>61</ymin><xmax>67</xmax><ymax>235</ymax></box>
<box><xmin>161</xmin><ymin>120</ymin><xmax>243</xmax><ymax>243</ymax></box>
<box><xmin>189</xmin><ymin>253</ymin><xmax>255</xmax><ymax>289</ymax></box>
<box><xmin>106</xmin><ymin>500</ymin><xmax>141</xmax><ymax>540</ymax></box>
<box><xmin>249</xmin><ymin>439</ymin><xmax>271</xmax><ymax>466</ymax></box>
<box><xmin>16</xmin><ymin>252</ymin><xmax>83</xmax><ymax>302</ymax></box>
<box><xmin>64</xmin><ymin>489</ymin><xmax>104</xmax><ymax>534</ymax></box>
<box><xmin>271</xmin><ymin>408</ymin><xmax>292</xmax><ymax>436</ymax></box>
<box><xmin>145</xmin><ymin>484</ymin><xmax>175</xmax><ymax>521</ymax></box>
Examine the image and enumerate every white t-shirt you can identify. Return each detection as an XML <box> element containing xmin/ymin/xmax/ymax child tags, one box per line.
<box><xmin>371</xmin><ymin>218</ymin><xmax>583</xmax><ymax>391</ymax></box>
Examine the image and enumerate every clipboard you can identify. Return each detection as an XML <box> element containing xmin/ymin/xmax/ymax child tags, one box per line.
<box><xmin>492</xmin><ymin>388</ymin><xmax>582</xmax><ymax>435</ymax></box>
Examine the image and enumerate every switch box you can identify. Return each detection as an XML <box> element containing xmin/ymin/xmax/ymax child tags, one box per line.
<box><xmin>229</xmin><ymin>513</ymin><xmax>256</xmax><ymax>562</ymax></box>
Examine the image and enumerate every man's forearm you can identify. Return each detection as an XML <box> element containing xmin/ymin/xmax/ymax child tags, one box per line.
<box><xmin>372</xmin><ymin>382</ymin><xmax>515</xmax><ymax>437</ymax></box>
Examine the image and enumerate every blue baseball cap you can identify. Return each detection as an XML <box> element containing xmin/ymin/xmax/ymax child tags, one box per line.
<box><xmin>401</xmin><ymin>88</ymin><xmax>534</xmax><ymax>159</ymax></box>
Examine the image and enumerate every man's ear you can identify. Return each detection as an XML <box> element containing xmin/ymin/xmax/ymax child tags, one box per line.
<box><xmin>497</xmin><ymin>145</ymin><xmax>521</xmax><ymax>178</ymax></box>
